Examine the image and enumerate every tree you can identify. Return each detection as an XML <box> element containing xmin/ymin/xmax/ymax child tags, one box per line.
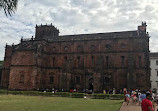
<box><xmin>0</xmin><ymin>0</ymin><xmax>18</xmax><ymax>16</ymax></box>
<box><xmin>0</xmin><ymin>60</ymin><xmax>3</xmax><ymax>66</ymax></box>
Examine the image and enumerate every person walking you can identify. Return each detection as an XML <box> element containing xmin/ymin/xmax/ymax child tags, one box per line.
<box><xmin>138</xmin><ymin>91</ymin><xmax>142</xmax><ymax>105</ymax></box>
<box><xmin>140</xmin><ymin>91</ymin><xmax>146</xmax><ymax>103</ymax></box>
<box><xmin>141</xmin><ymin>93</ymin><xmax>153</xmax><ymax>111</ymax></box>
<box><xmin>124</xmin><ymin>88</ymin><xmax>127</xmax><ymax>102</ymax></box>
<box><xmin>125</xmin><ymin>91</ymin><xmax>131</xmax><ymax>105</ymax></box>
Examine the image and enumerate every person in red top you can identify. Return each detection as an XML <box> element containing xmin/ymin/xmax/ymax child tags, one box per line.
<box><xmin>141</xmin><ymin>93</ymin><xmax>153</xmax><ymax>111</ymax></box>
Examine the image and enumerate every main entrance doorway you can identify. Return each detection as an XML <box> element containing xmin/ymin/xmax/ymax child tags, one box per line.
<box><xmin>88</xmin><ymin>78</ymin><xmax>93</xmax><ymax>91</ymax></box>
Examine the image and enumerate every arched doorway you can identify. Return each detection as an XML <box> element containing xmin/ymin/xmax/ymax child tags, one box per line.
<box><xmin>88</xmin><ymin>78</ymin><xmax>93</xmax><ymax>91</ymax></box>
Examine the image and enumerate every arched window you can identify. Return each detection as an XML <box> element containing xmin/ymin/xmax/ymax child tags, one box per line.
<box><xmin>91</xmin><ymin>45</ymin><xmax>96</xmax><ymax>51</ymax></box>
<box><xmin>77</xmin><ymin>45</ymin><xmax>83</xmax><ymax>52</ymax></box>
<box><xmin>121</xmin><ymin>43</ymin><xmax>126</xmax><ymax>48</ymax></box>
<box><xmin>105</xmin><ymin>44</ymin><xmax>111</xmax><ymax>50</ymax></box>
<box><xmin>64</xmin><ymin>46</ymin><xmax>68</xmax><ymax>51</ymax></box>
<box><xmin>75</xmin><ymin>76</ymin><xmax>80</xmax><ymax>84</ymax></box>
<box><xmin>104</xmin><ymin>74</ymin><xmax>111</xmax><ymax>84</ymax></box>
<box><xmin>50</xmin><ymin>76</ymin><xmax>54</xmax><ymax>84</ymax></box>
<box><xmin>104</xmin><ymin>77</ymin><xmax>110</xmax><ymax>84</ymax></box>
<box><xmin>52</xmin><ymin>47</ymin><xmax>56</xmax><ymax>51</ymax></box>
<box><xmin>77</xmin><ymin>46</ymin><xmax>81</xmax><ymax>50</ymax></box>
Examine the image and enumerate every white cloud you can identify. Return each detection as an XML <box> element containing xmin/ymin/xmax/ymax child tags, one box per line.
<box><xmin>0</xmin><ymin>0</ymin><xmax>158</xmax><ymax>60</ymax></box>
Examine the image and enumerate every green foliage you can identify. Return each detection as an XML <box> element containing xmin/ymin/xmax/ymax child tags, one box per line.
<box><xmin>91</xmin><ymin>94</ymin><xmax>123</xmax><ymax>100</ymax></box>
<box><xmin>22</xmin><ymin>91</ymin><xmax>45</xmax><ymax>96</ymax></box>
<box><xmin>0</xmin><ymin>89</ymin><xmax>8</xmax><ymax>94</ymax></box>
<box><xmin>109</xmin><ymin>94</ymin><xmax>124</xmax><ymax>100</ymax></box>
<box><xmin>0</xmin><ymin>0</ymin><xmax>18</xmax><ymax>16</ymax></box>
<box><xmin>71</xmin><ymin>93</ymin><xmax>84</xmax><ymax>98</ymax></box>
<box><xmin>0</xmin><ymin>90</ymin><xmax>123</xmax><ymax>100</ymax></box>
<box><xmin>54</xmin><ymin>92</ymin><xmax>70</xmax><ymax>97</ymax></box>
<box><xmin>92</xmin><ymin>94</ymin><xmax>110</xmax><ymax>99</ymax></box>
<box><xmin>8</xmin><ymin>91</ymin><xmax>23</xmax><ymax>95</ymax></box>
<box><xmin>0</xmin><ymin>61</ymin><xmax>3</xmax><ymax>66</ymax></box>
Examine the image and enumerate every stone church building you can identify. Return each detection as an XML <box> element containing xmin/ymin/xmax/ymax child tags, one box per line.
<box><xmin>1</xmin><ymin>22</ymin><xmax>150</xmax><ymax>92</ymax></box>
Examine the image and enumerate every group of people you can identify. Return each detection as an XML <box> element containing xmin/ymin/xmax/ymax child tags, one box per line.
<box><xmin>124</xmin><ymin>90</ymin><xmax>157</xmax><ymax>111</ymax></box>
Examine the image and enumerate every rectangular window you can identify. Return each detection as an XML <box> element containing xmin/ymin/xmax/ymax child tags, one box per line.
<box><xmin>156</xmin><ymin>61</ymin><xmax>158</xmax><ymax>65</ymax></box>
<box><xmin>121</xmin><ymin>56</ymin><xmax>125</xmax><ymax>67</ymax></box>
<box><xmin>106</xmin><ymin>56</ymin><xmax>109</xmax><ymax>67</ymax></box>
<box><xmin>157</xmin><ymin>71</ymin><xmax>158</xmax><ymax>76</ymax></box>
<box><xmin>19</xmin><ymin>75</ymin><xmax>24</xmax><ymax>83</ymax></box>
<box><xmin>82</xmin><ymin>57</ymin><xmax>84</xmax><ymax>67</ymax></box>
<box><xmin>77</xmin><ymin>56</ymin><xmax>80</xmax><ymax>67</ymax></box>
<box><xmin>50</xmin><ymin>76</ymin><xmax>54</xmax><ymax>84</ymax></box>
<box><xmin>101</xmin><ymin>56</ymin><xmax>104</xmax><ymax>67</ymax></box>
<box><xmin>139</xmin><ymin>56</ymin><xmax>141</xmax><ymax>67</ymax></box>
<box><xmin>104</xmin><ymin>77</ymin><xmax>110</xmax><ymax>84</ymax></box>
<box><xmin>92</xmin><ymin>56</ymin><xmax>94</xmax><ymax>67</ymax></box>
<box><xmin>75</xmin><ymin>76</ymin><xmax>80</xmax><ymax>84</ymax></box>
<box><xmin>52</xmin><ymin>57</ymin><xmax>55</xmax><ymax>67</ymax></box>
<box><xmin>64</xmin><ymin>56</ymin><xmax>67</xmax><ymax>65</ymax></box>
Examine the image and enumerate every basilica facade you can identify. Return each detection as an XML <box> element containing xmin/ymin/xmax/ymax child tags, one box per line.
<box><xmin>1</xmin><ymin>22</ymin><xmax>150</xmax><ymax>92</ymax></box>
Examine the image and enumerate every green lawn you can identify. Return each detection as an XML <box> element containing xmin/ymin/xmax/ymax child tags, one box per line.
<box><xmin>0</xmin><ymin>95</ymin><xmax>123</xmax><ymax>111</ymax></box>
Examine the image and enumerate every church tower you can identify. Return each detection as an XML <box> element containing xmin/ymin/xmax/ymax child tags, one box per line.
<box><xmin>35</xmin><ymin>23</ymin><xmax>59</xmax><ymax>39</ymax></box>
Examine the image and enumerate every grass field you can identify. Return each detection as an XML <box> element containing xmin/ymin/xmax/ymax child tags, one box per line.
<box><xmin>0</xmin><ymin>95</ymin><xmax>123</xmax><ymax>111</ymax></box>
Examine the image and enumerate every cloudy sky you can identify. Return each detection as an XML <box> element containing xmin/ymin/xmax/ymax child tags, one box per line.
<box><xmin>0</xmin><ymin>0</ymin><xmax>158</xmax><ymax>60</ymax></box>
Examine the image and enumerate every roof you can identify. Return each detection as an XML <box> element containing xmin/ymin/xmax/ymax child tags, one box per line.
<box><xmin>150</xmin><ymin>53</ymin><xmax>158</xmax><ymax>57</ymax></box>
<box><xmin>45</xmin><ymin>30</ymin><xmax>140</xmax><ymax>42</ymax></box>
<box><xmin>11</xmin><ymin>29</ymin><xmax>147</xmax><ymax>50</ymax></box>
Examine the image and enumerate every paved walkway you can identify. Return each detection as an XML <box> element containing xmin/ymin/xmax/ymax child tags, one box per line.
<box><xmin>119</xmin><ymin>102</ymin><xmax>141</xmax><ymax>111</ymax></box>
<box><xmin>120</xmin><ymin>102</ymin><xmax>158</xmax><ymax>111</ymax></box>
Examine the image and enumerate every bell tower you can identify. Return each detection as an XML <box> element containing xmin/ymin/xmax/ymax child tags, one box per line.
<box><xmin>138</xmin><ymin>21</ymin><xmax>147</xmax><ymax>37</ymax></box>
<box><xmin>35</xmin><ymin>23</ymin><xmax>59</xmax><ymax>39</ymax></box>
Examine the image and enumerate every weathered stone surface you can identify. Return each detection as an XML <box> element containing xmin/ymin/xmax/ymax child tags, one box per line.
<box><xmin>1</xmin><ymin>23</ymin><xmax>150</xmax><ymax>92</ymax></box>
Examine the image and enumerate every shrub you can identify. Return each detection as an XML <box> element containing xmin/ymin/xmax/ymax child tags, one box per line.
<box><xmin>42</xmin><ymin>92</ymin><xmax>54</xmax><ymax>96</ymax></box>
<box><xmin>92</xmin><ymin>94</ymin><xmax>123</xmax><ymax>100</ymax></box>
<box><xmin>92</xmin><ymin>94</ymin><xmax>110</xmax><ymax>99</ymax></box>
<box><xmin>0</xmin><ymin>90</ymin><xmax>124</xmax><ymax>100</ymax></box>
<box><xmin>8</xmin><ymin>91</ymin><xmax>23</xmax><ymax>95</ymax></box>
<box><xmin>0</xmin><ymin>90</ymin><xmax>8</xmax><ymax>94</ymax></box>
<box><xmin>23</xmin><ymin>91</ymin><xmax>42</xmax><ymax>96</ymax></box>
<box><xmin>71</xmin><ymin>93</ymin><xmax>84</xmax><ymax>98</ymax></box>
<box><xmin>109</xmin><ymin>94</ymin><xmax>124</xmax><ymax>100</ymax></box>
<box><xmin>54</xmin><ymin>92</ymin><xmax>70</xmax><ymax>97</ymax></box>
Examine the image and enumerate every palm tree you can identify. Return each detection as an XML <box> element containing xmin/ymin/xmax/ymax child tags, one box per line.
<box><xmin>0</xmin><ymin>0</ymin><xmax>18</xmax><ymax>16</ymax></box>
